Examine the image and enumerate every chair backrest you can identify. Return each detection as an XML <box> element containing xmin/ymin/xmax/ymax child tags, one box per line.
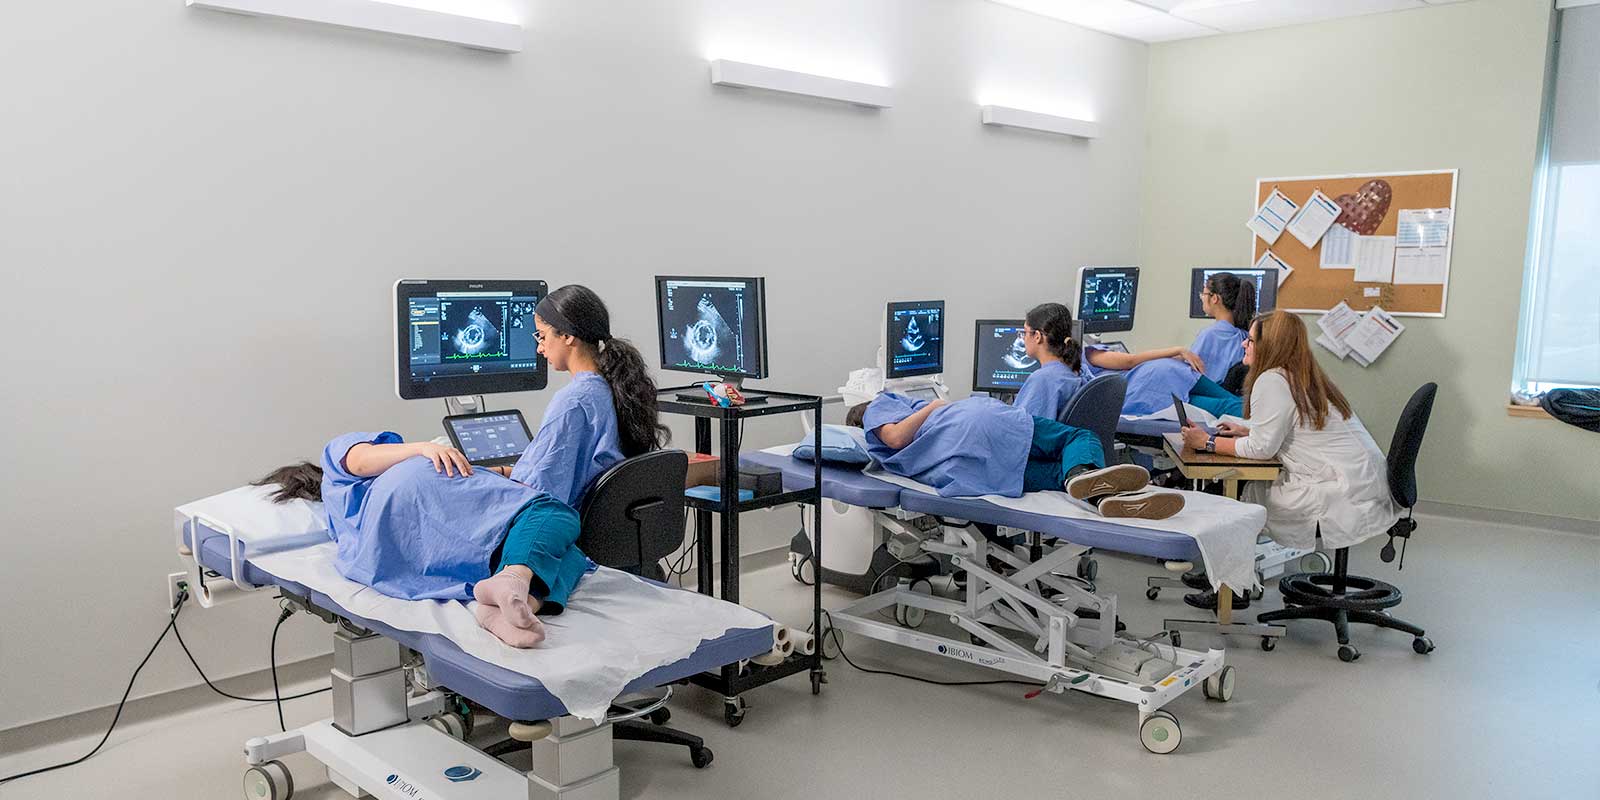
<box><xmin>1221</xmin><ymin>361</ymin><xmax>1249</xmax><ymax>396</ymax></box>
<box><xmin>1059</xmin><ymin>373</ymin><xmax>1127</xmax><ymax>465</ymax></box>
<box><xmin>576</xmin><ymin>450</ymin><xmax>688</xmax><ymax>576</ymax></box>
<box><xmin>1386</xmin><ymin>383</ymin><xmax>1437</xmax><ymax>510</ymax></box>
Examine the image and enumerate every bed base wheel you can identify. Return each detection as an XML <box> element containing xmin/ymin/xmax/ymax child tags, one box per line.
<box><xmin>1077</xmin><ymin>557</ymin><xmax>1098</xmax><ymax>582</ymax></box>
<box><xmin>791</xmin><ymin>557</ymin><xmax>815</xmax><ymax>586</ymax></box>
<box><xmin>723</xmin><ymin>696</ymin><xmax>747</xmax><ymax>728</ymax></box>
<box><xmin>243</xmin><ymin>760</ymin><xmax>293</xmax><ymax>800</ymax></box>
<box><xmin>1139</xmin><ymin>711</ymin><xmax>1181</xmax><ymax>755</ymax></box>
<box><xmin>1146</xmin><ymin>586</ymin><xmax>1161</xmax><ymax>601</ymax></box>
<box><xmin>426</xmin><ymin>711</ymin><xmax>469</xmax><ymax>740</ymax></box>
<box><xmin>1202</xmin><ymin>665</ymin><xmax>1236</xmax><ymax>702</ymax></box>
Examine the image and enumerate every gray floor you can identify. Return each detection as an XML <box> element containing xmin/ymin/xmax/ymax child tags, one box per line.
<box><xmin>3</xmin><ymin>512</ymin><xmax>1598</xmax><ymax>799</ymax></box>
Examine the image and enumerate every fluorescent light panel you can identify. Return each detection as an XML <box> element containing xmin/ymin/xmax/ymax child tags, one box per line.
<box><xmin>187</xmin><ymin>0</ymin><xmax>523</xmax><ymax>53</ymax></box>
<box><xmin>709</xmin><ymin>60</ymin><xmax>893</xmax><ymax>108</ymax></box>
<box><xmin>981</xmin><ymin>105</ymin><xmax>1099</xmax><ymax>139</ymax></box>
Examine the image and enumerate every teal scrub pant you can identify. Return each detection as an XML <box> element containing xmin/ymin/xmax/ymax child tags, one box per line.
<box><xmin>491</xmin><ymin>494</ymin><xmax>591</xmax><ymax>615</ymax></box>
<box><xmin>1188</xmin><ymin>375</ymin><xmax>1243</xmax><ymax>418</ymax></box>
<box><xmin>1022</xmin><ymin>416</ymin><xmax>1107</xmax><ymax>493</ymax></box>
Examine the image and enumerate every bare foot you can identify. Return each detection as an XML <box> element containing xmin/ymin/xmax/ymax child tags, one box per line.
<box><xmin>473</xmin><ymin>603</ymin><xmax>545</xmax><ymax>648</ymax></box>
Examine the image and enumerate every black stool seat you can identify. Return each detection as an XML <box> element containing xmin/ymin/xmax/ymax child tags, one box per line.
<box><xmin>1277</xmin><ymin>572</ymin><xmax>1402</xmax><ymax>611</ymax></box>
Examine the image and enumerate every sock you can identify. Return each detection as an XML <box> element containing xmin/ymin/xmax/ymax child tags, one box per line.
<box><xmin>474</xmin><ymin>571</ymin><xmax>537</xmax><ymax>629</ymax></box>
<box><xmin>473</xmin><ymin>603</ymin><xmax>545</xmax><ymax>648</ymax></box>
<box><xmin>1065</xmin><ymin>464</ymin><xmax>1093</xmax><ymax>482</ymax></box>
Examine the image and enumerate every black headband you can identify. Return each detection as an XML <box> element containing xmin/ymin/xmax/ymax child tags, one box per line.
<box><xmin>535</xmin><ymin>296</ymin><xmax>610</xmax><ymax>343</ymax></box>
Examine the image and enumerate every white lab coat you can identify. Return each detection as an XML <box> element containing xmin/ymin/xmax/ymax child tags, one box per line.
<box><xmin>1235</xmin><ymin>369</ymin><xmax>1398</xmax><ymax>550</ymax></box>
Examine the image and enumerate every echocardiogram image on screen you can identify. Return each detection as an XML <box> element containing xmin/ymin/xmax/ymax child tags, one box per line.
<box><xmin>1076</xmin><ymin>267</ymin><xmax>1139</xmax><ymax>334</ymax></box>
<box><xmin>394</xmin><ymin>280</ymin><xmax>547</xmax><ymax>400</ymax></box>
<box><xmin>886</xmin><ymin>301</ymin><xmax>944</xmax><ymax>379</ymax></box>
<box><xmin>656</xmin><ymin>277</ymin><xmax>767</xmax><ymax>378</ymax></box>
<box><xmin>973</xmin><ymin>320</ymin><xmax>1040</xmax><ymax>392</ymax></box>
<box><xmin>1188</xmin><ymin>268</ymin><xmax>1278</xmax><ymax>318</ymax></box>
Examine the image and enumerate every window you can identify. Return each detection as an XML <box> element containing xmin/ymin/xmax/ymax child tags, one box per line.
<box><xmin>1514</xmin><ymin>5</ymin><xmax>1600</xmax><ymax>395</ymax></box>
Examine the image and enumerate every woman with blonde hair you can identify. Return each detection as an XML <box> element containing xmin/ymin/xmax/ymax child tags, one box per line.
<box><xmin>1179</xmin><ymin>310</ymin><xmax>1396</xmax><ymax>610</ymax></box>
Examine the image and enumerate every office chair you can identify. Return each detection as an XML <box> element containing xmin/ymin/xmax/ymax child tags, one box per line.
<box><xmin>1255</xmin><ymin>383</ymin><xmax>1438</xmax><ymax>662</ymax></box>
<box><xmin>574</xmin><ymin>449</ymin><xmax>715</xmax><ymax>767</ymax></box>
<box><xmin>1221</xmin><ymin>361</ymin><xmax>1249</xmax><ymax>396</ymax></box>
<box><xmin>1059</xmin><ymin>373</ymin><xmax>1128</xmax><ymax>466</ymax></box>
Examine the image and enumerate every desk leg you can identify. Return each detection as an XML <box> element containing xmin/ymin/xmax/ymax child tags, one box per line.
<box><xmin>1217</xmin><ymin>584</ymin><xmax>1234</xmax><ymax>626</ymax></box>
<box><xmin>1224</xmin><ymin>479</ymin><xmax>1240</xmax><ymax>500</ymax></box>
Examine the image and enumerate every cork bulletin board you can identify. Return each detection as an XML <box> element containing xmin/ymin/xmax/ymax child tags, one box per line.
<box><xmin>1253</xmin><ymin>170</ymin><xmax>1457</xmax><ymax>316</ymax></box>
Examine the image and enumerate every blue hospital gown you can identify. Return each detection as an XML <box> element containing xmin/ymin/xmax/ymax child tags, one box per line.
<box><xmin>510</xmin><ymin>372</ymin><xmax>624</xmax><ymax>508</ymax></box>
<box><xmin>1189</xmin><ymin>320</ymin><xmax>1247</xmax><ymax>384</ymax></box>
<box><xmin>1083</xmin><ymin>346</ymin><xmax>1204</xmax><ymax>416</ymax></box>
<box><xmin>1013</xmin><ymin>360</ymin><xmax>1089</xmax><ymax>420</ymax></box>
<box><xmin>863</xmin><ymin>393</ymin><xmax>1032</xmax><ymax>497</ymax></box>
<box><xmin>321</xmin><ymin>432</ymin><xmax>540</xmax><ymax>602</ymax></box>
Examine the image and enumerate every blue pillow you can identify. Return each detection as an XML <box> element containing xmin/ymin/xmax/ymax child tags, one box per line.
<box><xmin>792</xmin><ymin>425</ymin><xmax>872</xmax><ymax>466</ymax></box>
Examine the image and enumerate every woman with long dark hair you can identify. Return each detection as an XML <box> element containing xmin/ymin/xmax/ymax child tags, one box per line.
<box><xmin>1189</xmin><ymin>272</ymin><xmax>1258</xmax><ymax>383</ymax></box>
<box><xmin>1012</xmin><ymin>302</ymin><xmax>1088</xmax><ymax>420</ymax></box>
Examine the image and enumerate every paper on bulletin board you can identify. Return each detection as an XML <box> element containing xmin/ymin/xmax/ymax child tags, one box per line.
<box><xmin>1352</xmin><ymin>235</ymin><xmax>1396</xmax><ymax>283</ymax></box>
<box><xmin>1248</xmin><ymin>188</ymin><xmax>1299</xmax><ymax>245</ymax></box>
<box><xmin>1345</xmin><ymin>306</ymin><xmax>1405</xmax><ymax>364</ymax></box>
<box><xmin>1286</xmin><ymin>189</ymin><xmax>1342</xmax><ymax>248</ymax></box>
<box><xmin>1393</xmin><ymin>247</ymin><xmax>1449</xmax><ymax>285</ymax></box>
<box><xmin>1320</xmin><ymin>225</ymin><xmax>1355</xmax><ymax>269</ymax></box>
<box><xmin>1255</xmin><ymin>249</ymin><xmax>1294</xmax><ymax>285</ymax></box>
<box><xmin>1318</xmin><ymin>300</ymin><xmax>1362</xmax><ymax>342</ymax></box>
<box><xmin>1316</xmin><ymin>332</ymin><xmax>1351</xmax><ymax>360</ymax></box>
<box><xmin>1397</xmin><ymin>208</ymin><xmax>1452</xmax><ymax>248</ymax></box>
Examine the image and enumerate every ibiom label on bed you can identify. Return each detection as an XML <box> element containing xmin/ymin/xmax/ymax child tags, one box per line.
<box><xmin>386</xmin><ymin>773</ymin><xmax>423</xmax><ymax>798</ymax></box>
<box><xmin>938</xmin><ymin>644</ymin><xmax>1005</xmax><ymax>668</ymax></box>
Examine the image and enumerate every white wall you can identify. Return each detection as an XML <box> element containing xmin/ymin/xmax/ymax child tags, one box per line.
<box><xmin>0</xmin><ymin>0</ymin><xmax>1148</xmax><ymax>731</ymax></box>
<box><xmin>1138</xmin><ymin>0</ymin><xmax>1600</xmax><ymax>523</ymax></box>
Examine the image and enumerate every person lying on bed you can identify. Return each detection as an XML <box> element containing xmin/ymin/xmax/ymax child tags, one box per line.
<box><xmin>844</xmin><ymin>393</ymin><xmax>1184</xmax><ymax>520</ymax></box>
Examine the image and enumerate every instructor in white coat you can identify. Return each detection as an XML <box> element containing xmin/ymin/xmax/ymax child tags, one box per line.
<box><xmin>1180</xmin><ymin>310</ymin><xmax>1397</xmax><ymax>610</ymax></box>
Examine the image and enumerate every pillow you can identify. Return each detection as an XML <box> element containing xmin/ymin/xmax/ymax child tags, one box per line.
<box><xmin>791</xmin><ymin>425</ymin><xmax>872</xmax><ymax>466</ymax></box>
<box><xmin>175</xmin><ymin>484</ymin><xmax>331</xmax><ymax>556</ymax></box>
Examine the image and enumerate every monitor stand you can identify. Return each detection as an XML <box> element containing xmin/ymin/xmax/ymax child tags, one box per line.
<box><xmin>444</xmin><ymin>395</ymin><xmax>487</xmax><ymax>416</ymax></box>
<box><xmin>676</xmin><ymin>377</ymin><xmax>769</xmax><ymax>405</ymax></box>
<box><xmin>883</xmin><ymin>375</ymin><xmax>948</xmax><ymax>403</ymax></box>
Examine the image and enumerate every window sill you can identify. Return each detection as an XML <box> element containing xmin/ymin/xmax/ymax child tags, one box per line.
<box><xmin>1506</xmin><ymin>403</ymin><xmax>1553</xmax><ymax>420</ymax></box>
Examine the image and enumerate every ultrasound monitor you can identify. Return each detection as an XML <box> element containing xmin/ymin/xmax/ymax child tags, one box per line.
<box><xmin>394</xmin><ymin>279</ymin><xmax>548</xmax><ymax>400</ymax></box>
<box><xmin>655</xmin><ymin>276</ymin><xmax>768</xmax><ymax>380</ymax></box>
<box><xmin>885</xmin><ymin>300</ymin><xmax>945</xmax><ymax>380</ymax></box>
<box><xmin>1189</xmin><ymin>268</ymin><xmax>1279</xmax><ymax>319</ymax></box>
<box><xmin>972</xmin><ymin>320</ymin><xmax>1039</xmax><ymax>394</ymax></box>
<box><xmin>1075</xmin><ymin>266</ymin><xmax>1140</xmax><ymax>335</ymax></box>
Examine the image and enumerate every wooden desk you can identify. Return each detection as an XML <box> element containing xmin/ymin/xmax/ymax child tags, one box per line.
<box><xmin>1158</xmin><ymin>432</ymin><xmax>1283</xmax><ymax>633</ymax></box>
<box><xmin>1161</xmin><ymin>432</ymin><xmax>1281</xmax><ymax>500</ymax></box>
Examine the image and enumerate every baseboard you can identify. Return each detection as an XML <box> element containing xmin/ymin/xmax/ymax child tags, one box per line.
<box><xmin>0</xmin><ymin>654</ymin><xmax>332</xmax><ymax>755</ymax></box>
<box><xmin>1416</xmin><ymin>500</ymin><xmax>1599</xmax><ymax>537</ymax></box>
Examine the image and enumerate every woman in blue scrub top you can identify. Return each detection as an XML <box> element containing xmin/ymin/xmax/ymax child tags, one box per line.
<box><xmin>844</xmin><ymin>393</ymin><xmax>1184</xmax><ymax>519</ymax></box>
<box><xmin>1013</xmin><ymin>302</ymin><xmax>1089</xmax><ymax>420</ymax></box>
<box><xmin>1189</xmin><ymin>272</ymin><xmax>1257</xmax><ymax>384</ymax></box>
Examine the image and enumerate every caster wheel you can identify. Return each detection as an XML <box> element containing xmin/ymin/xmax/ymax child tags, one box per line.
<box><xmin>1249</xmin><ymin>587</ymin><xmax>1264</xmax><ymax>601</ymax></box>
<box><xmin>1115</xmin><ymin>617</ymin><xmax>1127</xmax><ymax>634</ymax></box>
<box><xmin>723</xmin><ymin>697</ymin><xmax>747</xmax><ymax>728</ymax></box>
<box><xmin>819</xmin><ymin>626</ymin><xmax>841</xmax><ymax>661</ymax></box>
<box><xmin>1260</xmin><ymin>636</ymin><xmax>1277</xmax><ymax>652</ymax></box>
<box><xmin>1203</xmin><ymin>665</ymin><xmax>1236</xmax><ymax>702</ymax></box>
<box><xmin>648</xmin><ymin>707</ymin><xmax>672</xmax><ymax>725</ymax></box>
<box><xmin>1338</xmin><ymin>645</ymin><xmax>1361</xmax><ymax>663</ymax></box>
<box><xmin>1146</xmin><ymin>587</ymin><xmax>1161</xmax><ymax>601</ymax></box>
<box><xmin>810</xmin><ymin>671</ymin><xmax>823</xmax><ymax>696</ymax></box>
<box><xmin>791</xmin><ymin>558</ymin><xmax>815</xmax><ymax>586</ymax></box>
<box><xmin>1168</xmin><ymin>631</ymin><xmax>1182</xmax><ymax>649</ymax></box>
<box><xmin>1300</xmin><ymin>552</ymin><xmax>1332</xmax><ymax>574</ymax></box>
<box><xmin>1139</xmin><ymin>711</ymin><xmax>1182</xmax><ymax>755</ymax></box>
<box><xmin>969</xmin><ymin>634</ymin><xmax>986</xmax><ymax>647</ymax></box>
<box><xmin>1077</xmin><ymin>558</ymin><xmax>1099</xmax><ymax>582</ymax></box>
<box><xmin>426</xmin><ymin>711</ymin><xmax>469</xmax><ymax>740</ymax></box>
<box><xmin>243</xmin><ymin>760</ymin><xmax>293</xmax><ymax>800</ymax></box>
<box><xmin>690</xmin><ymin>747</ymin><xmax>714</xmax><ymax>769</ymax></box>
<box><xmin>1412</xmin><ymin>637</ymin><xmax>1435</xmax><ymax>655</ymax></box>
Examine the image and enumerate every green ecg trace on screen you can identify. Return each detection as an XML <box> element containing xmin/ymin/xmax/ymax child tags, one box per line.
<box><xmin>444</xmin><ymin>351</ymin><xmax>508</xmax><ymax>360</ymax></box>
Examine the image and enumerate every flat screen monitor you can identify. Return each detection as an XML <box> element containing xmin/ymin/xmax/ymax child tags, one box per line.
<box><xmin>394</xmin><ymin>279</ymin><xmax>548</xmax><ymax>401</ymax></box>
<box><xmin>1075</xmin><ymin>266</ymin><xmax>1139</xmax><ymax>335</ymax></box>
<box><xmin>655</xmin><ymin>276</ymin><xmax>769</xmax><ymax>379</ymax></box>
<box><xmin>1189</xmin><ymin>268</ymin><xmax>1279</xmax><ymax>319</ymax></box>
<box><xmin>972</xmin><ymin>320</ymin><xmax>1039</xmax><ymax>394</ymax></box>
<box><xmin>885</xmin><ymin>300</ymin><xmax>945</xmax><ymax>379</ymax></box>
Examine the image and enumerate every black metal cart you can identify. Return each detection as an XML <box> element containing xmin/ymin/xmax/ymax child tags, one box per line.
<box><xmin>656</xmin><ymin>386</ymin><xmax>824</xmax><ymax>727</ymax></box>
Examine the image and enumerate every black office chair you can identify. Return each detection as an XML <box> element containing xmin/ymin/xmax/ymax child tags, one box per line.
<box><xmin>1059</xmin><ymin>373</ymin><xmax>1128</xmax><ymax>466</ymax></box>
<box><xmin>573</xmin><ymin>449</ymin><xmax>715</xmax><ymax>767</ymax></box>
<box><xmin>1255</xmin><ymin>383</ymin><xmax>1438</xmax><ymax>662</ymax></box>
<box><xmin>1220</xmin><ymin>361</ymin><xmax>1249</xmax><ymax>396</ymax></box>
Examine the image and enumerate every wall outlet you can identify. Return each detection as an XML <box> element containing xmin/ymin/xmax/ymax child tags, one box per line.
<box><xmin>168</xmin><ymin>571</ymin><xmax>190</xmax><ymax>609</ymax></box>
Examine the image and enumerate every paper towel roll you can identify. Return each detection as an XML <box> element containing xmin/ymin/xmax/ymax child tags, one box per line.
<box><xmin>791</xmin><ymin>630</ymin><xmax>815</xmax><ymax>656</ymax></box>
<box><xmin>751</xmin><ymin>632</ymin><xmax>795</xmax><ymax>666</ymax></box>
<box><xmin>195</xmin><ymin>577</ymin><xmax>255</xmax><ymax>609</ymax></box>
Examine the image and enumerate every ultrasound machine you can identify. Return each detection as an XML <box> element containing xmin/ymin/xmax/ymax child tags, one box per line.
<box><xmin>879</xmin><ymin>300</ymin><xmax>949</xmax><ymax>401</ymax></box>
<box><xmin>1073</xmin><ymin>266</ymin><xmax>1139</xmax><ymax>353</ymax></box>
<box><xmin>971</xmin><ymin>319</ymin><xmax>1039</xmax><ymax>402</ymax></box>
<box><xmin>654</xmin><ymin>275</ymin><xmax>770</xmax><ymax>402</ymax></box>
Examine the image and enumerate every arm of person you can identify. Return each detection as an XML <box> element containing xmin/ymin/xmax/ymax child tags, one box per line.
<box><xmin>1087</xmin><ymin>346</ymin><xmax>1204</xmax><ymax>373</ymax></box>
<box><xmin>873</xmin><ymin>399</ymin><xmax>946</xmax><ymax>450</ymax></box>
<box><xmin>1230</xmin><ymin>372</ymin><xmax>1294</xmax><ymax>460</ymax></box>
<box><xmin>345</xmin><ymin>441</ymin><xmax>473</xmax><ymax>477</ymax></box>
